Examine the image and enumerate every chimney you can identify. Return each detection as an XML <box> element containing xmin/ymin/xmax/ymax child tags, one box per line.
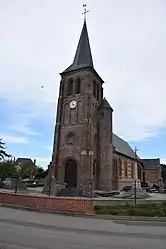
<box><xmin>34</xmin><ymin>159</ymin><xmax>36</xmax><ymax>165</ymax></box>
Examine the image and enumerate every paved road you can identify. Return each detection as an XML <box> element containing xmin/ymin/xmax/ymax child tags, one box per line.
<box><xmin>0</xmin><ymin>207</ymin><xmax>166</xmax><ymax>249</ymax></box>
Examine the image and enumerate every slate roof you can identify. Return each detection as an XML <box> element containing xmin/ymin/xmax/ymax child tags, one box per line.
<box><xmin>62</xmin><ymin>21</ymin><xmax>93</xmax><ymax>74</ymax></box>
<box><xmin>15</xmin><ymin>158</ymin><xmax>34</xmax><ymax>165</ymax></box>
<box><xmin>113</xmin><ymin>134</ymin><xmax>135</xmax><ymax>159</ymax></box>
<box><xmin>141</xmin><ymin>159</ymin><xmax>160</xmax><ymax>169</ymax></box>
<box><xmin>99</xmin><ymin>98</ymin><xmax>113</xmax><ymax>111</ymax></box>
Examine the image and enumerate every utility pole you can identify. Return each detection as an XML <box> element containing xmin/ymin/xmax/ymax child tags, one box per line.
<box><xmin>134</xmin><ymin>147</ymin><xmax>138</xmax><ymax>179</ymax></box>
<box><xmin>134</xmin><ymin>147</ymin><xmax>138</xmax><ymax>206</ymax></box>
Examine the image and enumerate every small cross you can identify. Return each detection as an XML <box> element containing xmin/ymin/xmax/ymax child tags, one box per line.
<box><xmin>134</xmin><ymin>147</ymin><xmax>139</xmax><ymax>159</ymax></box>
<box><xmin>82</xmin><ymin>4</ymin><xmax>89</xmax><ymax>22</ymax></box>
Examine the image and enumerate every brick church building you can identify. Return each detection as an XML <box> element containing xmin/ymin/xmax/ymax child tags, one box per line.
<box><xmin>49</xmin><ymin>20</ymin><xmax>161</xmax><ymax>192</ymax></box>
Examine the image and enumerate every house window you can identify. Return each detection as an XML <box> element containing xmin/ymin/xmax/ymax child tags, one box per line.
<box><xmin>75</xmin><ymin>78</ymin><xmax>81</xmax><ymax>94</ymax></box>
<box><xmin>119</xmin><ymin>158</ymin><xmax>122</xmax><ymax>177</ymax></box>
<box><xmin>67</xmin><ymin>79</ymin><xmax>73</xmax><ymax>96</ymax></box>
<box><xmin>124</xmin><ymin>160</ymin><xmax>128</xmax><ymax>178</ymax></box>
<box><xmin>93</xmin><ymin>80</ymin><xmax>96</xmax><ymax>98</ymax></box>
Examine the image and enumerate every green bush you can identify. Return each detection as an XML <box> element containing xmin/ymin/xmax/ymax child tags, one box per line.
<box><xmin>93</xmin><ymin>203</ymin><xmax>166</xmax><ymax>217</ymax></box>
<box><xmin>111</xmin><ymin>209</ymin><xmax>127</xmax><ymax>216</ymax></box>
<box><xmin>136</xmin><ymin>203</ymin><xmax>157</xmax><ymax>210</ymax></box>
<box><xmin>108</xmin><ymin>209</ymin><xmax>120</xmax><ymax>215</ymax></box>
<box><xmin>94</xmin><ymin>206</ymin><xmax>108</xmax><ymax>214</ymax></box>
<box><xmin>161</xmin><ymin>202</ymin><xmax>166</xmax><ymax>208</ymax></box>
<box><xmin>127</xmin><ymin>208</ymin><xmax>165</xmax><ymax>217</ymax></box>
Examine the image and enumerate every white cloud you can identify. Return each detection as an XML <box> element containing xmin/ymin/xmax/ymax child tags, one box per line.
<box><xmin>0</xmin><ymin>134</ymin><xmax>29</xmax><ymax>144</ymax></box>
<box><xmin>160</xmin><ymin>158</ymin><xmax>166</xmax><ymax>165</ymax></box>
<box><xmin>9</xmin><ymin>125</ymin><xmax>40</xmax><ymax>136</ymax></box>
<box><xmin>0</xmin><ymin>0</ymin><xmax>165</xmax><ymax>143</ymax></box>
<box><xmin>36</xmin><ymin>157</ymin><xmax>50</xmax><ymax>168</ymax></box>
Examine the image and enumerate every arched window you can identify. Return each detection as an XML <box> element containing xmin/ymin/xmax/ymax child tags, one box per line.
<box><xmin>67</xmin><ymin>79</ymin><xmax>73</xmax><ymax>96</ymax></box>
<box><xmin>93</xmin><ymin>80</ymin><xmax>96</xmax><ymax>98</ymax></box>
<box><xmin>75</xmin><ymin>78</ymin><xmax>81</xmax><ymax>94</ymax></box>
<box><xmin>101</xmin><ymin>87</ymin><xmax>103</xmax><ymax>99</ymax></box>
<box><xmin>124</xmin><ymin>160</ymin><xmax>128</xmax><ymax>178</ymax></box>
<box><xmin>93</xmin><ymin>159</ymin><xmax>96</xmax><ymax>175</ymax></box>
<box><xmin>97</xmin><ymin>84</ymin><xmax>99</xmax><ymax>100</ymax></box>
<box><xmin>119</xmin><ymin>158</ymin><xmax>122</xmax><ymax>177</ymax></box>
<box><xmin>100</xmin><ymin>112</ymin><xmax>104</xmax><ymax>119</ymax></box>
<box><xmin>66</xmin><ymin>132</ymin><xmax>75</xmax><ymax>145</ymax></box>
<box><xmin>131</xmin><ymin>163</ymin><xmax>134</xmax><ymax>178</ymax></box>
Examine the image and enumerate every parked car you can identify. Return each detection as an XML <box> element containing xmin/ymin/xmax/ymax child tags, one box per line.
<box><xmin>26</xmin><ymin>180</ymin><xmax>44</xmax><ymax>188</ymax></box>
<box><xmin>159</xmin><ymin>187</ymin><xmax>166</xmax><ymax>193</ymax></box>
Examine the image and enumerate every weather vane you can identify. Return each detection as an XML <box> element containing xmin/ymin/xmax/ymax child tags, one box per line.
<box><xmin>82</xmin><ymin>4</ymin><xmax>89</xmax><ymax>22</ymax></box>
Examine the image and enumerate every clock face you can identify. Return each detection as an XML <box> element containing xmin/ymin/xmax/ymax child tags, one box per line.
<box><xmin>70</xmin><ymin>100</ymin><xmax>77</xmax><ymax>109</ymax></box>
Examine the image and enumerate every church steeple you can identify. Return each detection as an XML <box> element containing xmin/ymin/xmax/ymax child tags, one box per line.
<box><xmin>62</xmin><ymin>20</ymin><xmax>94</xmax><ymax>74</ymax></box>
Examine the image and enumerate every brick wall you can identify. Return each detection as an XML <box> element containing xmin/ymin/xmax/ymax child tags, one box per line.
<box><xmin>0</xmin><ymin>193</ymin><xmax>93</xmax><ymax>214</ymax></box>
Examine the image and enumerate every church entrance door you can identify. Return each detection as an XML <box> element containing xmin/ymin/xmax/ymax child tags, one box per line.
<box><xmin>64</xmin><ymin>159</ymin><xmax>77</xmax><ymax>187</ymax></box>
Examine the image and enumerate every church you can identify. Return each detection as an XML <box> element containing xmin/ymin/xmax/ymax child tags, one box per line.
<box><xmin>48</xmin><ymin>18</ymin><xmax>144</xmax><ymax>193</ymax></box>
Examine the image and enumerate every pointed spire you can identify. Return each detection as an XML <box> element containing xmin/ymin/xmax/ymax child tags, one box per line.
<box><xmin>62</xmin><ymin>21</ymin><xmax>94</xmax><ymax>74</ymax></box>
<box><xmin>73</xmin><ymin>21</ymin><xmax>93</xmax><ymax>67</ymax></box>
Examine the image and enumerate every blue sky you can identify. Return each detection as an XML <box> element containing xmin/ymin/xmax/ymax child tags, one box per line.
<box><xmin>0</xmin><ymin>0</ymin><xmax>166</xmax><ymax>168</ymax></box>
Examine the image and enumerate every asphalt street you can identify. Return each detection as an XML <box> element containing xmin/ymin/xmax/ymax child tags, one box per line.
<box><xmin>0</xmin><ymin>207</ymin><xmax>166</xmax><ymax>249</ymax></box>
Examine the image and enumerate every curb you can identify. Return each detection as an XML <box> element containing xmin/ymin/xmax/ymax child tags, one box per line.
<box><xmin>1</xmin><ymin>204</ymin><xmax>166</xmax><ymax>222</ymax></box>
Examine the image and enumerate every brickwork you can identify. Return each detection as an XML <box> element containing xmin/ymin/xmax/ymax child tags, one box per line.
<box><xmin>0</xmin><ymin>193</ymin><xmax>93</xmax><ymax>214</ymax></box>
<box><xmin>113</xmin><ymin>153</ymin><xmax>136</xmax><ymax>190</ymax></box>
<box><xmin>98</xmin><ymin>101</ymin><xmax>113</xmax><ymax>191</ymax></box>
<box><xmin>53</xmin><ymin>68</ymin><xmax>103</xmax><ymax>191</ymax></box>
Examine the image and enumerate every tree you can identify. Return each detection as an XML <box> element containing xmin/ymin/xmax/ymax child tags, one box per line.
<box><xmin>0</xmin><ymin>159</ymin><xmax>16</xmax><ymax>180</ymax></box>
<box><xmin>35</xmin><ymin>166</ymin><xmax>45</xmax><ymax>179</ymax></box>
<box><xmin>0</xmin><ymin>139</ymin><xmax>10</xmax><ymax>160</ymax></box>
<box><xmin>19</xmin><ymin>163</ymin><xmax>36</xmax><ymax>180</ymax></box>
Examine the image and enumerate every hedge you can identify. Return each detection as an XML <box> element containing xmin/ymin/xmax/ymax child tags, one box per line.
<box><xmin>93</xmin><ymin>203</ymin><xmax>166</xmax><ymax>217</ymax></box>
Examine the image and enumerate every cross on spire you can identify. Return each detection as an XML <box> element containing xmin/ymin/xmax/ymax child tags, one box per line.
<box><xmin>82</xmin><ymin>4</ymin><xmax>89</xmax><ymax>22</ymax></box>
<box><xmin>134</xmin><ymin>147</ymin><xmax>139</xmax><ymax>160</ymax></box>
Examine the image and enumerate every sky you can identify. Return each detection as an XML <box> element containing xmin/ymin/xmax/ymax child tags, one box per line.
<box><xmin>0</xmin><ymin>0</ymin><xmax>166</xmax><ymax>168</ymax></box>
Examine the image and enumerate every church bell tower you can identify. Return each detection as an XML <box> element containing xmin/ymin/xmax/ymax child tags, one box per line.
<box><xmin>51</xmin><ymin>18</ymin><xmax>105</xmax><ymax>191</ymax></box>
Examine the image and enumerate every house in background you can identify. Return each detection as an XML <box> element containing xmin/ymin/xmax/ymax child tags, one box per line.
<box><xmin>141</xmin><ymin>158</ymin><xmax>162</xmax><ymax>186</ymax></box>
<box><xmin>14</xmin><ymin>158</ymin><xmax>36</xmax><ymax>180</ymax></box>
<box><xmin>15</xmin><ymin>158</ymin><xmax>36</xmax><ymax>167</ymax></box>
